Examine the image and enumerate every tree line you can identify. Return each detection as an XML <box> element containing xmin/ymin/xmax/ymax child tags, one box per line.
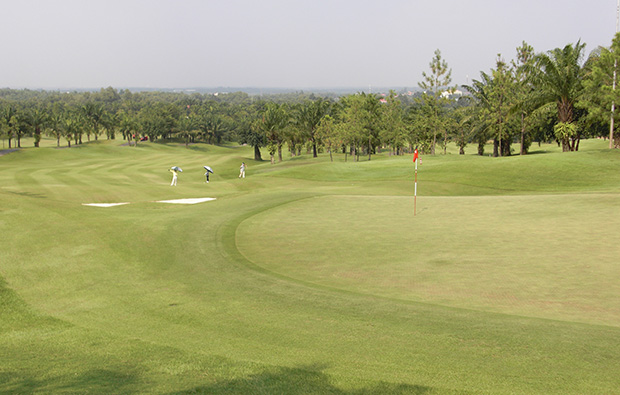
<box><xmin>2</xmin><ymin>33</ymin><xmax>620</xmax><ymax>159</ymax></box>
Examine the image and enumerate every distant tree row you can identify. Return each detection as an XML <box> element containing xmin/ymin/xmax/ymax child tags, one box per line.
<box><xmin>0</xmin><ymin>88</ymin><xmax>260</xmax><ymax>149</ymax></box>
<box><xmin>2</xmin><ymin>33</ymin><xmax>620</xmax><ymax>157</ymax></box>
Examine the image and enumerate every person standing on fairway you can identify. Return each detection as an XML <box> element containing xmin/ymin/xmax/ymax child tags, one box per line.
<box><xmin>239</xmin><ymin>162</ymin><xmax>246</xmax><ymax>178</ymax></box>
<box><xmin>204</xmin><ymin>165</ymin><xmax>214</xmax><ymax>183</ymax></box>
<box><xmin>169</xmin><ymin>167</ymin><xmax>179</xmax><ymax>186</ymax></box>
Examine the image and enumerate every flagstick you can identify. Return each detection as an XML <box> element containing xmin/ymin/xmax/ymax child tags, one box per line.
<box><xmin>414</xmin><ymin>157</ymin><xmax>418</xmax><ymax>216</ymax></box>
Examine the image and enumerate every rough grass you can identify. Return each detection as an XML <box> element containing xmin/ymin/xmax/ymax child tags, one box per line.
<box><xmin>1</xmin><ymin>137</ymin><xmax>620</xmax><ymax>394</ymax></box>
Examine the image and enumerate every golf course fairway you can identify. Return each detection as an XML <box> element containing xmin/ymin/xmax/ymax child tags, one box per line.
<box><xmin>2</xmin><ymin>138</ymin><xmax>620</xmax><ymax>394</ymax></box>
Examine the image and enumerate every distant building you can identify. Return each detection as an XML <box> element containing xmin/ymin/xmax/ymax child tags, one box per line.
<box><xmin>441</xmin><ymin>89</ymin><xmax>463</xmax><ymax>98</ymax></box>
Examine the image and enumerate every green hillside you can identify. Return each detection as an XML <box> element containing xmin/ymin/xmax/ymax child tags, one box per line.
<box><xmin>1</xmin><ymin>138</ymin><xmax>620</xmax><ymax>393</ymax></box>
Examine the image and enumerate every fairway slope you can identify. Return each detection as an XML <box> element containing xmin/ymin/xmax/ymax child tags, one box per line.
<box><xmin>2</xmin><ymin>140</ymin><xmax>620</xmax><ymax>393</ymax></box>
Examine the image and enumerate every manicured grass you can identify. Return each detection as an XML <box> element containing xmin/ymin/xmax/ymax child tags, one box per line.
<box><xmin>237</xmin><ymin>193</ymin><xmax>620</xmax><ymax>326</ymax></box>
<box><xmin>2</xmin><ymin>139</ymin><xmax>620</xmax><ymax>393</ymax></box>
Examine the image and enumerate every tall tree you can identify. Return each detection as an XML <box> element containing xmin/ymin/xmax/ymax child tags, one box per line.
<box><xmin>14</xmin><ymin>110</ymin><xmax>29</xmax><ymax>148</ymax></box>
<box><xmin>581</xmin><ymin>32</ymin><xmax>620</xmax><ymax>148</ymax></box>
<box><xmin>380</xmin><ymin>91</ymin><xmax>407</xmax><ymax>156</ymax></box>
<box><xmin>466</xmin><ymin>56</ymin><xmax>516</xmax><ymax>157</ymax></box>
<box><xmin>257</xmin><ymin>102</ymin><xmax>288</xmax><ymax>164</ymax></box>
<box><xmin>80</xmin><ymin>102</ymin><xmax>104</xmax><ymax>141</ymax></box>
<box><xmin>48</xmin><ymin>104</ymin><xmax>64</xmax><ymax>147</ymax></box>
<box><xmin>316</xmin><ymin>115</ymin><xmax>338</xmax><ymax>162</ymax></box>
<box><xmin>530</xmin><ymin>41</ymin><xmax>587</xmax><ymax>151</ymax></box>
<box><xmin>0</xmin><ymin>111</ymin><xmax>8</xmax><ymax>149</ymax></box>
<box><xmin>489</xmin><ymin>55</ymin><xmax>515</xmax><ymax>156</ymax></box>
<box><xmin>138</xmin><ymin>103</ymin><xmax>179</xmax><ymax>141</ymax></box>
<box><xmin>237</xmin><ymin>102</ymin><xmax>265</xmax><ymax>161</ymax></box>
<box><xmin>512</xmin><ymin>41</ymin><xmax>536</xmax><ymax>155</ymax></box>
<box><xmin>197</xmin><ymin>106</ymin><xmax>228</xmax><ymax>145</ymax></box>
<box><xmin>295</xmin><ymin>99</ymin><xmax>330</xmax><ymax>158</ymax></box>
<box><xmin>407</xmin><ymin>95</ymin><xmax>435</xmax><ymax>154</ymax></box>
<box><xmin>1</xmin><ymin>103</ymin><xmax>17</xmax><ymax>148</ymax></box>
<box><xmin>62</xmin><ymin>109</ymin><xmax>84</xmax><ymax>148</ymax></box>
<box><xmin>336</xmin><ymin>93</ymin><xmax>380</xmax><ymax>161</ymax></box>
<box><xmin>361</xmin><ymin>93</ymin><xmax>382</xmax><ymax>160</ymax></box>
<box><xmin>28</xmin><ymin>107</ymin><xmax>48</xmax><ymax>147</ymax></box>
<box><xmin>418</xmin><ymin>49</ymin><xmax>454</xmax><ymax>155</ymax></box>
<box><xmin>117</xmin><ymin>110</ymin><xmax>138</xmax><ymax>146</ymax></box>
<box><xmin>177</xmin><ymin>114</ymin><xmax>199</xmax><ymax>148</ymax></box>
<box><xmin>451</xmin><ymin>103</ymin><xmax>475</xmax><ymax>155</ymax></box>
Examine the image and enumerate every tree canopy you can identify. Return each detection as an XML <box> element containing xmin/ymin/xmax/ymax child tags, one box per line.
<box><xmin>2</xmin><ymin>35</ymin><xmax>619</xmax><ymax>157</ymax></box>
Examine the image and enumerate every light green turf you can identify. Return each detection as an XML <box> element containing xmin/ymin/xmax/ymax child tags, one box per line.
<box><xmin>237</xmin><ymin>193</ymin><xmax>620</xmax><ymax>326</ymax></box>
<box><xmin>2</xmin><ymin>138</ymin><xmax>620</xmax><ymax>394</ymax></box>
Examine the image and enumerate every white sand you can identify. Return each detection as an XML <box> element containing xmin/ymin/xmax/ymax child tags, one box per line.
<box><xmin>82</xmin><ymin>203</ymin><xmax>130</xmax><ymax>207</ymax></box>
<box><xmin>156</xmin><ymin>198</ymin><xmax>216</xmax><ymax>204</ymax></box>
<box><xmin>82</xmin><ymin>198</ymin><xmax>216</xmax><ymax>207</ymax></box>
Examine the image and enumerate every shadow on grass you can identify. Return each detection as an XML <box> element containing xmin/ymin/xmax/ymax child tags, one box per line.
<box><xmin>170</xmin><ymin>364</ymin><xmax>435</xmax><ymax>394</ymax></box>
<box><xmin>0</xmin><ymin>148</ymin><xmax>19</xmax><ymax>156</ymax></box>
<box><xmin>6</xmin><ymin>190</ymin><xmax>47</xmax><ymax>199</ymax></box>
<box><xmin>0</xmin><ymin>369</ymin><xmax>139</xmax><ymax>394</ymax></box>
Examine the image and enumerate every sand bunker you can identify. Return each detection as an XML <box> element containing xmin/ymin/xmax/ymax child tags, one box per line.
<box><xmin>156</xmin><ymin>198</ymin><xmax>216</xmax><ymax>204</ymax></box>
<box><xmin>82</xmin><ymin>198</ymin><xmax>216</xmax><ymax>207</ymax></box>
<box><xmin>82</xmin><ymin>203</ymin><xmax>130</xmax><ymax>207</ymax></box>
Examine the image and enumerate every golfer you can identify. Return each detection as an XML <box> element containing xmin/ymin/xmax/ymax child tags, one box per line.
<box><xmin>239</xmin><ymin>162</ymin><xmax>246</xmax><ymax>178</ymax></box>
<box><xmin>169</xmin><ymin>168</ymin><xmax>178</xmax><ymax>186</ymax></box>
<box><xmin>204</xmin><ymin>165</ymin><xmax>214</xmax><ymax>183</ymax></box>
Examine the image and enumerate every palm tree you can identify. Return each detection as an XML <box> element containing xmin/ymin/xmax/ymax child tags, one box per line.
<box><xmin>177</xmin><ymin>115</ymin><xmax>198</xmax><ymax>148</ymax></box>
<box><xmin>81</xmin><ymin>102</ymin><xmax>105</xmax><ymax>141</ymax></box>
<box><xmin>295</xmin><ymin>99</ymin><xmax>330</xmax><ymax>158</ymax></box>
<box><xmin>530</xmin><ymin>41</ymin><xmax>587</xmax><ymax>151</ymax></box>
<box><xmin>102</xmin><ymin>111</ymin><xmax>118</xmax><ymax>140</ymax></box>
<box><xmin>198</xmin><ymin>113</ymin><xmax>227</xmax><ymax>145</ymax></box>
<box><xmin>236</xmin><ymin>102</ymin><xmax>265</xmax><ymax>161</ymax></box>
<box><xmin>116</xmin><ymin>110</ymin><xmax>137</xmax><ymax>145</ymax></box>
<box><xmin>466</xmin><ymin>56</ymin><xmax>515</xmax><ymax>157</ymax></box>
<box><xmin>28</xmin><ymin>107</ymin><xmax>48</xmax><ymax>147</ymax></box>
<box><xmin>451</xmin><ymin>104</ymin><xmax>475</xmax><ymax>155</ymax></box>
<box><xmin>210</xmin><ymin>117</ymin><xmax>227</xmax><ymax>144</ymax></box>
<box><xmin>48</xmin><ymin>106</ymin><xmax>64</xmax><ymax>147</ymax></box>
<box><xmin>62</xmin><ymin>112</ymin><xmax>81</xmax><ymax>148</ymax></box>
<box><xmin>258</xmin><ymin>102</ymin><xmax>288</xmax><ymax>164</ymax></box>
<box><xmin>14</xmin><ymin>111</ymin><xmax>29</xmax><ymax>148</ymax></box>
<box><xmin>1</xmin><ymin>104</ymin><xmax>17</xmax><ymax>148</ymax></box>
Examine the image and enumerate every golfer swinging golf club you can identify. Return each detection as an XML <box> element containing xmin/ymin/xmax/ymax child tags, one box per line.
<box><xmin>169</xmin><ymin>166</ymin><xmax>182</xmax><ymax>186</ymax></box>
<box><xmin>239</xmin><ymin>162</ymin><xmax>246</xmax><ymax>178</ymax></box>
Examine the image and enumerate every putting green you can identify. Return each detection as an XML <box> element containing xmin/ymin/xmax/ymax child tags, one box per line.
<box><xmin>237</xmin><ymin>193</ymin><xmax>620</xmax><ymax>327</ymax></box>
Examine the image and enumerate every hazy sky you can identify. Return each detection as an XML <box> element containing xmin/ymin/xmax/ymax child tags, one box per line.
<box><xmin>1</xmin><ymin>0</ymin><xmax>617</xmax><ymax>90</ymax></box>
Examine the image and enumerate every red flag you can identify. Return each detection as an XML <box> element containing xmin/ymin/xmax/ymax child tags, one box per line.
<box><xmin>413</xmin><ymin>149</ymin><xmax>418</xmax><ymax>163</ymax></box>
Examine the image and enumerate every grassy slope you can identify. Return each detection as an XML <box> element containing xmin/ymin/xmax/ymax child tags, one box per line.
<box><xmin>1</xmin><ymin>138</ymin><xmax>620</xmax><ymax>393</ymax></box>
